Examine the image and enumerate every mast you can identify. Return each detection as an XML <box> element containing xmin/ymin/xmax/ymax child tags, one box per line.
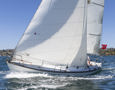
<box><xmin>12</xmin><ymin>0</ymin><xmax>87</xmax><ymax>67</ymax></box>
<box><xmin>87</xmin><ymin>0</ymin><xmax>105</xmax><ymax>55</ymax></box>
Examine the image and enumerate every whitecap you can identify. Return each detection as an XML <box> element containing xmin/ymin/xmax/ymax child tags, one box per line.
<box><xmin>67</xmin><ymin>75</ymin><xmax>113</xmax><ymax>80</ymax></box>
<box><xmin>18</xmin><ymin>83</ymin><xmax>68</xmax><ymax>90</ymax></box>
<box><xmin>4</xmin><ymin>72</ymin><xmax>52</xmax><ymax>79</ymax></box>
<box><xmin>39</xmin><ymin>83</ymin><xmax>68</xmax><ymax>89</ymax></box>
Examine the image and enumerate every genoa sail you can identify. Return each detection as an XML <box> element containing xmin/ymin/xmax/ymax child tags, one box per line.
<box><xmin>12</xmin><ymin>0</ymin><xmax>88</xmax><ymax>68</ymax></box>
<box><xmin>87</xmin><ymin>0</ymin><xmax>105</xmax><ymax>55</ymax></box>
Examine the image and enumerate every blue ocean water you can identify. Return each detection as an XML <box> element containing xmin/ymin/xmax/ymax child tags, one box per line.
<box><xmin>0</xmin><ymin>56</ymin><xmax>115</xmax><ymax>90</ymax></box>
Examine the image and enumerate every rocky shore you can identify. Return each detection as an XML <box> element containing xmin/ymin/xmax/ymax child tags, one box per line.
<box><xmin>0</xmin><ymin>49</ymin><xmax>14</xmax><ymax>56</ymax></box>
<box><xmin>0</xmin><ymin>48</ymin><xmax>115</xmax><ymax>56</ymax></box>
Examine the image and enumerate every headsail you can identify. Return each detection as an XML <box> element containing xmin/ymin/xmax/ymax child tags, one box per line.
<box><xmin>87</xmin><ymin>0</ymin><xmax>105</xmax><ymax>55</ymax></box>
<box><xmin>70</xmin><ymin>0</ymin><xmax>87</xmax><ymax>67</ymax></box>
<box><xmin>12</xmin><ymin>0</ymin><xmax>87</xmax><ymax>67</ymax></box>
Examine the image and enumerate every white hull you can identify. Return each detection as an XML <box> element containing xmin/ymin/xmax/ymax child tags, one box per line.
<box><xmin>7</xmin><ymin>61</ymin><xmax>39</xmax><ymax>73</ymax></box>
<box><xmin>7</xmin><ymin>61</ymin><xmax>102</xmax><ymax>76</ymax></box>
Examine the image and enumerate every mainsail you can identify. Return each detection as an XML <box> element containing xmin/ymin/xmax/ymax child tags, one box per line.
<box><xmin>12</xmin><ymin>0</ymin><xmax>87</xmax><ymax>67</ymax></box>
<box><xmin>87</xmin><ymin>0</ymin><xmax>105</xmax><ymax>55</ymax></box>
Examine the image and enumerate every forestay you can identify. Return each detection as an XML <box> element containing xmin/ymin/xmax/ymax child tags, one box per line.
<box><xmin>87</xmin><ymin>0</ymin><xmax>105</xmax><ymax>55</ymax></box>
<box><xmin>12</xmin><ymin>0</ymin><xmax>87</xmax><ymax>67</ymax></box>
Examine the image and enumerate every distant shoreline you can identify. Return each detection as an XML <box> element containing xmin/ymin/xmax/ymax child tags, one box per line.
<box><xmin>0</xmin><ymin>49</ymin><xmax>14</xmax><ymax>56</ymax></box>
<box><xmin>99</xmin><ymin>48</ymin><xmax>115</xmax><ymax>56</ymax></box>
<box><xmin>0</xmin><ymin>48</ymin><xmax>115</xmax><ymax>56</ymax></box>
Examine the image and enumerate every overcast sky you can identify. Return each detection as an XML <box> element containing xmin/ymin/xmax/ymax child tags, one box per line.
<box><xmin>0</xmin><ymin>0</ymin><xmax>115</xmax><ymax>50</ymax></box>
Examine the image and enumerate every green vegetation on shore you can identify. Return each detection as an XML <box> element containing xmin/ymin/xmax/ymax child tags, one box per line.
<box><xmin>99</xmin><ymin>48</ymin><xmax>115</xmax><ymax>56</ymax></box>
<box><xmin>0</xmin><ymin>48</ymin><xmax>115</xmax><ymax>56</ymax></box>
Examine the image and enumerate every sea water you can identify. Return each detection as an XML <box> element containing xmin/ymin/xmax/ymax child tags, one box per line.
<box><xmin>0</xmin><ymin>56</ymin><xmax>115</xmax><ymax>90</ymax></box>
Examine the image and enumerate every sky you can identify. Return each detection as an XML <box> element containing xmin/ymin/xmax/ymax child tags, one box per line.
<box><xmin>0</xmin><ymin>0</ymin><xmax>115</xmax><ymax>50</ymax></box>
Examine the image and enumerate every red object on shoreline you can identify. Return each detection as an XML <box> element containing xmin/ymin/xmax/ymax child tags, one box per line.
<box><xmin>101</xmin><ymin>44</ymin><xmax>107</xmax><ymax>49</ymax></box>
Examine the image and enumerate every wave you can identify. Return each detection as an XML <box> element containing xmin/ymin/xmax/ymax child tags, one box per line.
<box><xmin>4</xmin><ymin>72</ymin><xmax>53</xmax><ymax>79</ymax></box>
<box><xmin>102</xmin><ymin>67</ymin><xmax>115</xmax><ymax>70</ymax></box>
<box><xmin>3</xmin><ymin>72</ymin><xmax>114</xmax><ymax>90</ymax></box>
<box><xmin>74</xmin><ymin>75</ymin><xmax>113</xmax><ymax>80</ymax></box>
<box><xmin>18</xmin><ymin>84</ymin><xmax>68</xmax><ymax>90</ymax></box>
<box><xmin>54</xmin><ymin>75</ymin><xmax>113</xmax><ymax>82</ymax></box>
<box><xmin>4</xmin><ymin>71</ymin><xmax>113</xmax><ymax>80</ymax></box>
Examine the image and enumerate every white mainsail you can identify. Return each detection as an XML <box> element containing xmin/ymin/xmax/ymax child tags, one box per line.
<box><xmin>87</xmin><ymin>0</ymin><xmax>105</xmax><ymax>55</ymax></box>
<box><xmin>12</xmin><ymin>0</ymin><xmax>87</xmax><ymax>67</ymax></box>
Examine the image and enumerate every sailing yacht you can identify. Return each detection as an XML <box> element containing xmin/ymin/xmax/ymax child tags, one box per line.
<box><xmin>7</xmin><ymin>0</ymin><xmax>104</xmax><ymax>76</ymax></box>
